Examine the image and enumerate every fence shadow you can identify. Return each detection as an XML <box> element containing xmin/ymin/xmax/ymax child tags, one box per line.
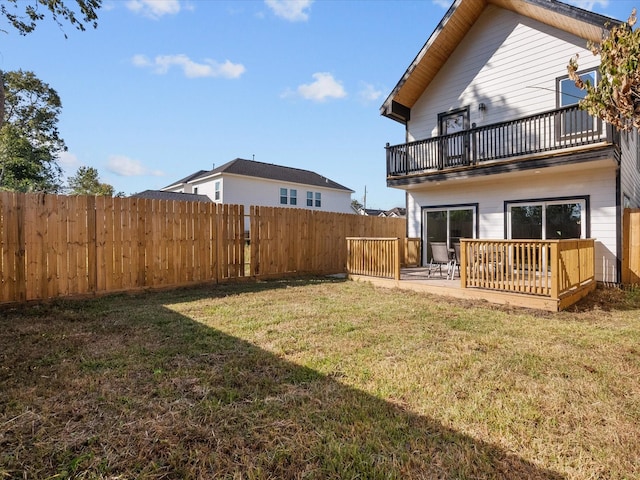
<box><xmin>0</xmin><ymin>281</ymin><xmax>565</xmax><ymax>479</ymax></box>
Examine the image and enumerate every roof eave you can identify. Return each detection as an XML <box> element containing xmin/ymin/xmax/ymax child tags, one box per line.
<box><xmin>381</xmin><ymin>0</ymin><xmax>622</xmax><ymax>118</ymax></box>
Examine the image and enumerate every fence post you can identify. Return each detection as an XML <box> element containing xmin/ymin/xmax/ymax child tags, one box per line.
<box><xmin>550</xmin><ymin>241</ymin><xmax>559</xmax><ymax>300</ymax></box>
<box><xmin>394</xmin><ymin>238</ymin><xmax>401</xmax><ymax>281</ymax></box>
<box><xmin>460</xmin><ymin>240</ymin><xmax>467</xmax><ymax>288</ymax></box>
<box><xmin>86</xmin><ymin>195</ymin><xmax>97</xmax><ymax>293</ymax></box>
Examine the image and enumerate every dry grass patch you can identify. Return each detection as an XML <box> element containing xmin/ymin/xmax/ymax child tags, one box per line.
<box><xmin>1</xmin><ymin>278</ymin><xmax>639</xmax><ymax>479</ymax></box>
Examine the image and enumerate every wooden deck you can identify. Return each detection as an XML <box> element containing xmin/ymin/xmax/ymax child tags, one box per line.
<box><xmin>349</xmin><ymin>267</ymin><xmax>596</xmax><ymax>312</ymax></box>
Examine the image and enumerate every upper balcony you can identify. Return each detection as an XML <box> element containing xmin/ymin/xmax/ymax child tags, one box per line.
<box><xmin>386</xmin><ymin>105</ymin><xmax>620</xmax><ymax>183</ymax></box>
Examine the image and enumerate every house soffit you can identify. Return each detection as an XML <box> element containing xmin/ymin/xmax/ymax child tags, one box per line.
<box><xmin>380</xmin><ymin>0</ymin><xmax>617</xmax><ymax>121</ymax></box>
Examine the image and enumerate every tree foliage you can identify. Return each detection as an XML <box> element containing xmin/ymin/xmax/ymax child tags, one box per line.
<box><xmin>568</xmin><ymin>9</ymin><xmax>639</xmax><ymax>132</ymax></box>
<box><xmin>1</xmin><ymin>0</ymin><xmax>101</xmax><ymax>37</ymax></box>
<box><xmin>0</xmin><ymin>70</ymin><xmax>65</xmax><ymax>192</ymax></box>
<box><xmin>67</xmin><ymin>166</ymin><xmax>114</xmax><ymax>196</ymax></box>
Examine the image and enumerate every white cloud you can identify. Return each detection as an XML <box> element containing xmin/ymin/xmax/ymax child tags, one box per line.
<box><xmin>107</xmin><ymin>155</ymin><xmax>164</xmax><ymax>177</ymax></box>
<box><xmin>358</xmin><ymin>82</ymin><xmax>382</xmax><ymax>104</ymax></box>
<box><xmin>265</xmin><ymin>0</ymin><xmax>313</xmax><ymax>22</ymax></box>
<box><xmin>287</xmin><ymin>72</ymin><xmax>347</xmax><ymax>102</ymax></box>
<box><xmin>58</xmin><ymin>151</ymin><xmax>81</xmax><ymax>171</ymax></box>
<box><xmin>132</xmin><ymin>54</ymin><xmax>246</xmax><ymax>79</ymax></box>
<box><xmin>432</xmin><ymin>0</ymin><xmax>452</xmax><ymax>8</ymax></box>
<box><xmin>126</xmin><ymin>0</ymin><xmax>182</xmax><ymax>18</ymax></box>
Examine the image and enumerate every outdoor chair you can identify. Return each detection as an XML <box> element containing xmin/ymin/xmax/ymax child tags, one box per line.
<box><xmin>428</xmin><ymin>242</ymin><xmax>455</xmax><ymax>280</ymax></box>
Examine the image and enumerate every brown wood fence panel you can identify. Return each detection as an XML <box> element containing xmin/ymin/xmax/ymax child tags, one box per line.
<box><xmin>0</xmin><ymin>193</ymin><xmax>249</xmax><ymax>304</ymax></box>
<box><xmin>623</xmin><ymin>208</ymin><xmax>640</xmax><ymax>285</ymax></box>
<box><xmin>0</xmin><ymin>194</ymin><xmax>404</xmax><ymax>304</ymax></box>
<box><xmin>250</xmin><ymin>206</ymin><xmax>406</xmax><ymax>277</ymax></box>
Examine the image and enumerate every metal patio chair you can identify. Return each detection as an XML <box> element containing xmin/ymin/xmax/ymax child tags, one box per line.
<box><xmin>428</xmin><ymin>242</ymin><xmax>455</xmax><ymax>279</ymax></box>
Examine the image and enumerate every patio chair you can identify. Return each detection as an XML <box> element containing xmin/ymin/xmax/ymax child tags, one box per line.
<box><xmin>428</xmin><ymin>242</ymin><xmax>455</xmax><ymax>279</ymax></box>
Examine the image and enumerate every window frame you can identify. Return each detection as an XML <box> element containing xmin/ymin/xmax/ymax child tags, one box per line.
<box><xmin>556</xmin><ymin>68</ymin><xmax>600</xmax><ymax>139</ymax></box>
<box><xmin>421</xmin><ymin>203</ymin><xmax>478</xmax><ymax>265</ymax></box>
<box><xmin>505</xmin><ymin>196</ymin><xmax>589</xmax><ymax>240</ymax></box>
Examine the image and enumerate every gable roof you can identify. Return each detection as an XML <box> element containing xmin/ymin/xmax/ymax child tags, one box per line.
<box><xmin>165</xmin><ymin>158</ymin><xmax>354</xmax><ymax>192</ymax></box>
<box><xmin>131</xmin><ymin>190</ymin><xmax>213</xmax><ymax>203</ymax></box>
<box><xmin>380</xmin><ymin>0</ymin><xmax>621</xmax><ymax>123</ymax></box>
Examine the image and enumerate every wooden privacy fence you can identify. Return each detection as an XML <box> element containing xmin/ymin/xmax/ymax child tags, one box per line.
<box><xmin>250</xmin><ymin>206</ymin><xmax>406</xmax><ymax>277</ymax></box>
<box><xmin>0</xmin><ymin>193</ymin><xmax>406</xmax><ymax>304</ymax></box>
<box><xmin>460</xmin><ymin>239</ymin><xmax>595</xmax><ymax>305</ymax></box>
<box><xmin>623</xmin><ymin>208</ymin><xmax>640</xmax><ymax>285</ymax></box>
<box><xmin>0</xmin><ymin>192</ymin><xmax>245</xmax><ymax>303</ymax></box>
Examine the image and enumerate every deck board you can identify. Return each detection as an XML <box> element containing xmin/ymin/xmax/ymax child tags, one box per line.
<box><xmin>349</xmin><ymin>267</ymin><xmax>565</xmax><ymax>311</ymax></box>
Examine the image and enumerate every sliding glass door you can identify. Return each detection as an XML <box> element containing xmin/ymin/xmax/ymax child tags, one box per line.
<box><xmin>508</xmin><ymin>199</ymin><xmax>585</xmax><ymax>240</ymax></box>
<box><xmin>422</xmin><ymin>206</ymin><xmax>475</xmax><ymax>263</ymax></box>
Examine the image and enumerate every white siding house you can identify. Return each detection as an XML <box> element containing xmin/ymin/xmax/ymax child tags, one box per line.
<box><xmin>381</xmin><ymin>0</ymin><xmax>638</xmax><ymax>283</ymax></box>
<box><xmin>161</xmin><ymin>158</ymin><xmax>354</xmax><ymax>221</ymax></box>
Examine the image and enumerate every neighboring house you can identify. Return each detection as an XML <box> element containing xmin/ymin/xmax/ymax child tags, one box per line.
<box><xmin>381</xmin><ymin>0</ymin><xmax>639</xmax><ymax>284</ymax></box>
<box><xmin>131</xmin><ymin>190</ymin><xmax>213</xmax><ymax>203</ymax></box>
<box><xmin>382</xmin><ymin>207</ymin><xmax>407</xmax><ymax>218</ymax></box>
<box><xmin>355</xmin><ymin>206</ymin><xmax>406</xmax><ymax>218</ymax></box>
<box><xmin>162</xmin><ymin>158</ymin><xmax>354</xmax><ymax>218</ymax></box>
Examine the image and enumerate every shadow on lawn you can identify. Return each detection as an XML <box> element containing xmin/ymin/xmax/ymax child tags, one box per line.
<box><xmin>0</xmin><ymin>278</ymin><xmax>566</xmax><ymax>479</ymax></box>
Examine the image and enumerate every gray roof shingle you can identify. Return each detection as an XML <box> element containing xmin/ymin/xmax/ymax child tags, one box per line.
<box><xmin>131</xmin><ymin>190</ymin><xmax>213</xmax><ymax>203</ymax></box>
<box><xmin>165</xmin><ymin>158</ymin><xmax>353</xmax><ymax>192</ymax></box>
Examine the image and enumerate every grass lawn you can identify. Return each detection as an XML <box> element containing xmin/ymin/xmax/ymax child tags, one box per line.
<box><xmin>1</xmin><ymin>278</ymin><xmax>639</xmax><ymax>479</ymax></box>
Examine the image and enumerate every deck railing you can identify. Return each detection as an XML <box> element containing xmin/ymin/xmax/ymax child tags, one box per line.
<box><xmin>346</xmin><ymin>237</ymin><xmax>421</xmax><ymax>279</ymax></box>
<box><xmin>386</xmin><ymin>105</ymin><xmax>617</xmax><ymax>177</ymax></box>
<box><xmin>459</xmin><ymin>239</ymin><xmax>595</xmax><ymax>300</ymax></box>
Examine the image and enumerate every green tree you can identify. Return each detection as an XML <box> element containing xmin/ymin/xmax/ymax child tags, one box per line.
<box><xmin>568</xmin><ymin>9</ymin><xmax>639</xmax><ymax>132</ymax></box>
<box><xmin>1</xmin><ymin>0</ymin><xmax>101</xmax><ymax>37</ymax></box>
<box><xmin>67</xmin><ymin>166</ymin><xmax>114</xmax><ymax>196</ymax></box>
<box><xmin>0</xmin><ymin>70</ymin><xmax>65</xmax><ymax>192</ymax></box>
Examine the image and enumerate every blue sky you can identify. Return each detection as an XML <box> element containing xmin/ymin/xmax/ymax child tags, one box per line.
<box><xmin>1</xmin><ymin>0</ymin><xmax>637</xmax><ymax>209</ymax></box>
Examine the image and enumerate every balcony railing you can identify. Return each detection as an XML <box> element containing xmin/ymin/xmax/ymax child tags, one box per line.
<box><xmin>386</xmin><ymin>105</ymin><xmax>618</xmax><ymax>177</ymax></box>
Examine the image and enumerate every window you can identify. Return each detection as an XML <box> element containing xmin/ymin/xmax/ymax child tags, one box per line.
<box><xmin>280</xmin><ymin>188</ymin><xmax>288</xmax><ymax>205</ymax></box>
<box><xmin>315</xmin><ymin>192</ymin><xmax>321</xmax><ymax>207</ymax></box>
<box><xmin>214</xmin><ymin>181</ymin><xmax>220</xmax><ymax>201</ymax></box>
<box><xmin>193</xmin><ymin>187</ymin><xmax>198</xmax><ymax>195</ymax></box>
<box><xmin>307</xmin><ymin>191</ymin><xmax>313</xmax><ymax>207</ymax></box>
<box><xmin>557</xmin><ymin>69</ymin><xmax>597</xmax><ymax>137</ymax></box>
<box><xmin>290</xmin><ymin>189</ymin><xmax>297</xmax><ymax>206</ymax></box>
<box><xmin>422</xmin><ymin>205</ymin><xmax>477</xmax><ymax>264</ymax></box>
<box><xmin>507</xmin><ymin>198</ymin><xmax>587</xmax><ymax>240</ymax></box>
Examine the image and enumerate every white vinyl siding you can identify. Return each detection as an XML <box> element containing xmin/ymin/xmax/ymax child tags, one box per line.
<box><xmin>408</xmin><ymin>6</ymin><xmax>601</xmax><ymax>142</ymax></box>
<box><xmin>620</xmin><ymin>130</ymin><xmax>640</xmax><ymax>208</ymax></box>
<box><xmin>406</xmin><ymin>161</ymin><xmax>618</xmax><ymax>282</ymax></box>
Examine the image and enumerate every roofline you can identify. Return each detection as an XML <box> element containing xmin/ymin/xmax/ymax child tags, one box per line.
<box><xmin>380</xmin><ymin>0</ymin><xmax>623</xmax><ymax>123</ymax></box>
<box><xmin>206</xmin><ymin>171</ymin><xmax>356</xmax><ymax>193</ymax></box>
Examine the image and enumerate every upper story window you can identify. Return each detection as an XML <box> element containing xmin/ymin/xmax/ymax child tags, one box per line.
<box><xmin>193</xmin><ymin>187</ymin><xmax>198</xmax><ymax>195</ymax></box>
<box><xmin>557</xmin><ymin>69</ymin><xmax>598</xmax><ymax>137</ymax></box>
<box><xmin>305</xmin><ymin>191</ymin><xmax>321</xmax><ymax>208</ymax></box>
<box><xmin>280</xmin><ymin>188</ymin><xmax>298</xmax><ymax>205</ymax></box>
<box><xmin>214</xmin><ymin>181</ymin><xmax>221</xmax><ymax>201</ymax></box>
